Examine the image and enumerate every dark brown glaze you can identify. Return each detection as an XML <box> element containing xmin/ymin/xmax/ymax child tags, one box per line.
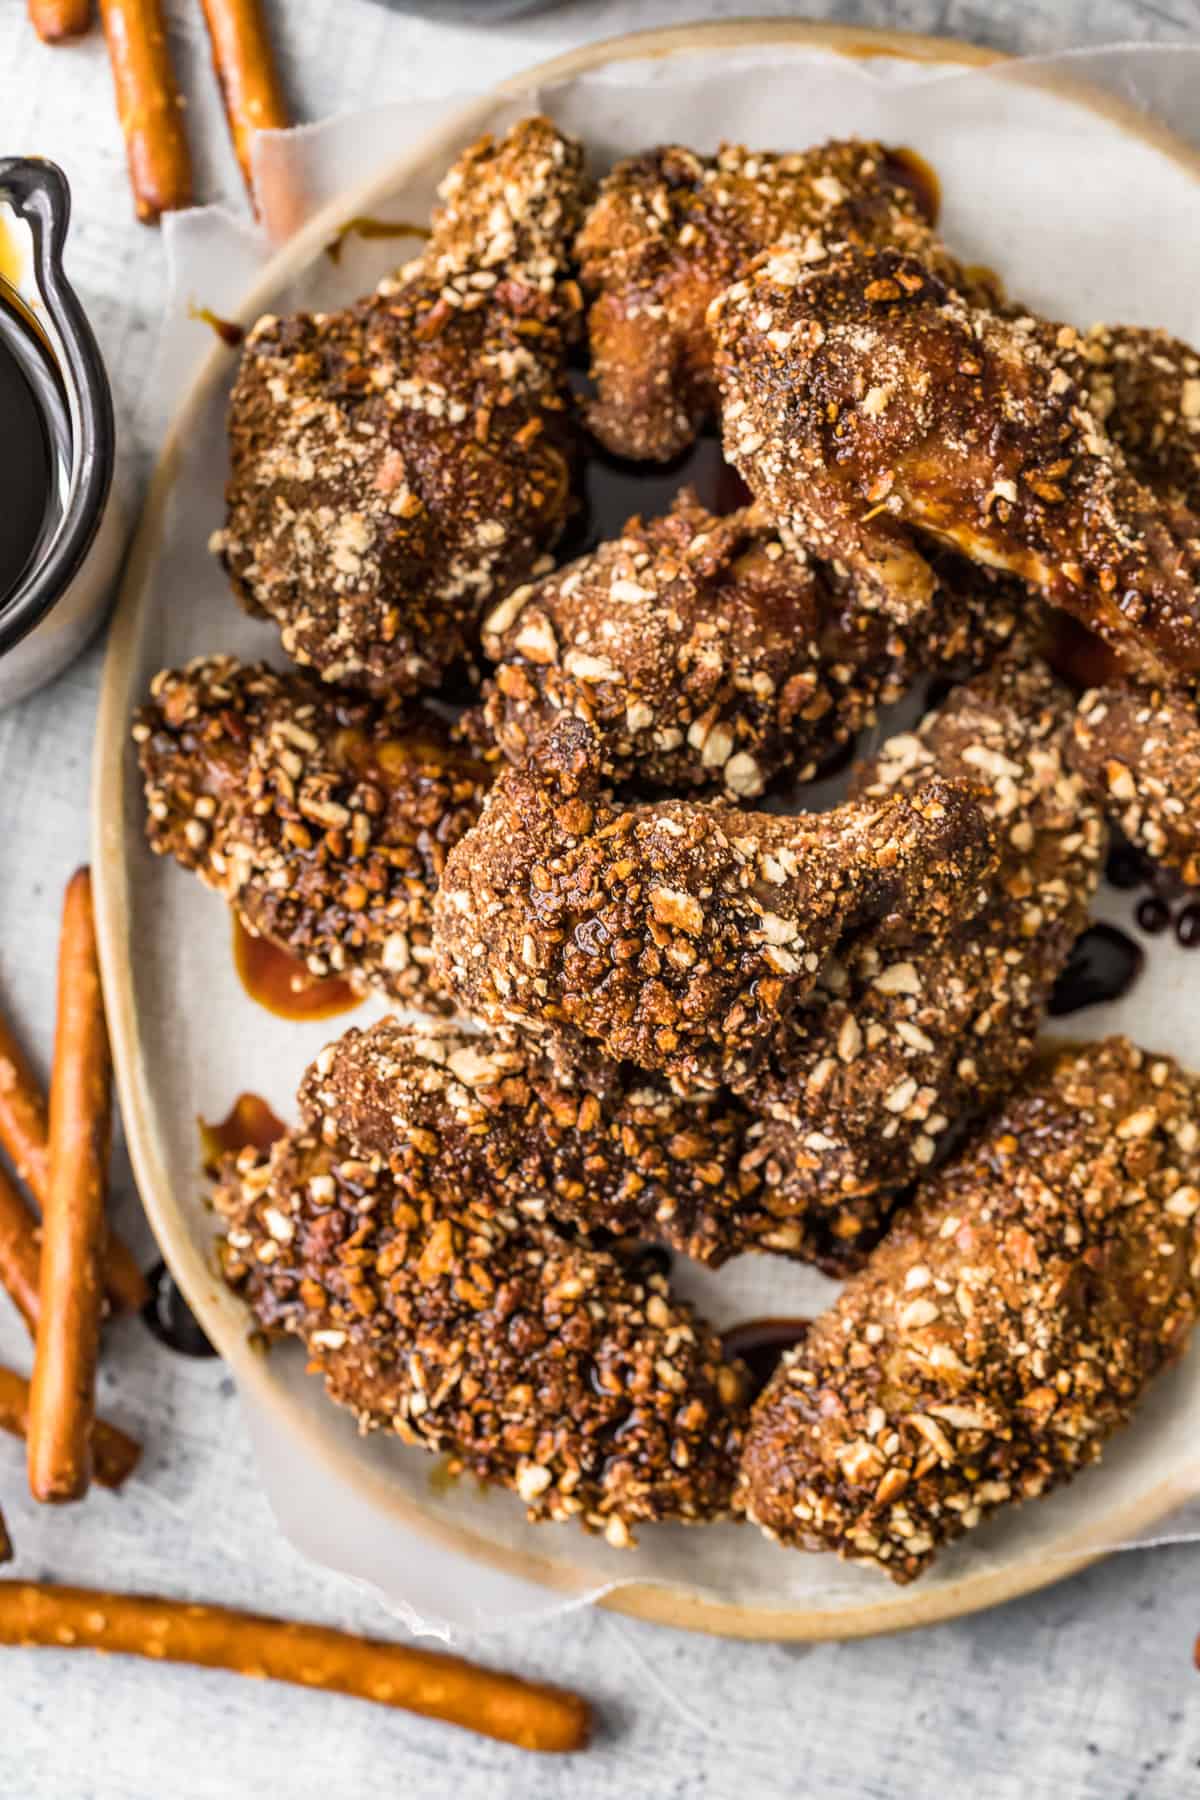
<box><xmin>738</xmin><ymin>1038</ymin><xmax>1200</xmax><ymax>1583</ymax></box>
<box><xmin>142</xmin><ymin>1262</ymin><xmax>217</xmax><ymax>1360</ymax></box>
<box><xmin>576</xmin><ymin>138</ymin><xmax>988</xmax><ymax>464</ymax></box>
<box><xmin>433</xmin><ymin>713</ymin><xmax>996</xmax><ymax>1092</ymax></box>
<box><xmin>215</xmin><ymin>1123</ymin><xmax>748</xmax><ymax>1544</ymax></box>
<box><xmin>134</xmin><ymin>655</ymin><xmax>492</xmax><ymax>1013</ymax></box>
<box><xmin>216</xmin><ymin>117</ymin><xmax>586</xmax><ymax>695</ymax></box>
<box><xmin>712</xmin><ymin>245</ymin><xmax>1200</xmax><ymax>679</ymax></box>
<box><xmin>188</xmin><ymin>305</ymin><xmax>245</xmax><ymax>349</ymax></box>
<box><xmin>721</xmin><ymin>1318</ymin><xmax>810</xmax><ymax>1402</ymax></box>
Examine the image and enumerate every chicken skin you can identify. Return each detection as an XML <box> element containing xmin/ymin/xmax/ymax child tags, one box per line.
<box><xmin>216</xmin><ymin>1117</ymin><xmax>747</xmax><ymax>1543</ymax></box>
<box><xmin>434</xmin><ymin>713</ymin><xmax>995</xmax><ymax>1091</ymax></box>
<box><xmin>747</xmin><ymin>657</ymin><xmax>1104</xmax><ymax>1264</ymax></box>
<box><xmin>577</xmin><ymin>139</ymin><xmax>981</xmax><ymax>463</ymax></box>
<box><xmin>134</xmin><ymin>656</ymin><xmax>491</xmax><ymax>1011</ymax></box>
<box><xmin>712</xmin><ymin>246</ymin><xmax>1200</xmax><ymax>677</ymax></box>
<box><xmin>738</xmin><ymin>1037</ymin><xmax>1200</xmax><ymax>1582</ymax></box>
<box><xmin>214</xmin><ymin>117</ymin><xmax>586</xmax><ymax>695</ymax></box>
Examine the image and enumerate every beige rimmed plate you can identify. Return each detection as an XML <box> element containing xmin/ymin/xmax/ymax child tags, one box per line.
<box><xmin>93</xmin><ymin>21</ymin><xmax>1200</xmax><ymax>1640</ymax></box>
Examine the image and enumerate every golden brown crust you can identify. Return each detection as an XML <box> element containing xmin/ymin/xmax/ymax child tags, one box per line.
<box><xmin>738</xmin><ymin>1037</ymin><xmax>1200</xmax><ymax>1582</ymax></box>
<box><xmin>712</xmin><ymin>245</ymin><xmax>1200</xmax><ymax>675</ymax></box>
<box><xmin>216</xmin><ymin>1123</ymin><xmax>747</xmax><ymax>1540</ymax></box>
<box><xmin>216</xmin><ymin>119</ymin><xmax>585</xmax><ymax>694</ymax></box>
<box><xmin>577</xmin><ymin>139</ymin><xmax>980</xmax><ymax>462</ymax></box>
<box><xmin>134</xmin><ymin>656</ymin><xmax>491</xmax><ymax>1010</ymax></box>
<box><xmin>433</xmin><ymin>714</ymin><xmax>996</xmax><ymax>1091</ymax></box>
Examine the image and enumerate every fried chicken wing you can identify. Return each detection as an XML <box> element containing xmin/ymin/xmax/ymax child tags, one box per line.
<box><xmin>134</xmin><ymin>656</ymin><xmax>491</xmax><ymax>1010</ymax></box>
<box><xmin>746</xmin><ymin>658</ymin><xmax>1104</xmax><ymax>1263</ymax></box>
<box><xmin>1071</xmin><ymin>681</ymin><xmax>1200</xmax><ymax>884</ymax></box>
<box><xmin>577</xmin><ymin>139</ymin><xmax>979</xmax><ymax>463</ymax></box>
<box><xmin>480</xmin><ymin>491</ymin><xmax>914</xmax><ymax>799</ymax></box>
<box><xmin>712</xmin><ymin>246</ymin><xmax>1200</xmax><ymax>675</ymax></box>
<box><xmin>299</xmin><ymin>1017</ymin><xmax>756</xmax><ymax>1267</ymax></box>
<box><xmin>433</xmin><ymin>714</ymin><xmax>995</xmax><ymax>1090</ymax></box>
<box><xmin>214</xmin><ymin>117</ymin><xmax>585</xmax><ymax>695</ymax></box>
<box><xmin>216</xmin><ymin>1122</ymin><xmax>747</xmax><ymax>1541</ymax></box>
<box><xmin>737</xmin><ymin>1037</ymin><xmax>1200</xmax><ymax>1582</ymax></box>
<box><xmin>1084</xmin><ymin>324</ymin><xmax>1200</xmax><ymax>515</ymax></box>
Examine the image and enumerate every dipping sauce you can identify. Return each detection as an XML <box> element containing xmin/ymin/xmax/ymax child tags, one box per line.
<box><xmin>142</xmin><ymin>1261</ymin><xmax>218</xmax><ymax>1359</ymax></box>
<box><xmin>232</xmin><ymin>914</ymin><xmax>362</xmax><ymax>1023</ymax></box>
<box><xmin>0</xmin><ymin>279</ymin><xmax>66</xmax><ymax>602</ymax></box>
<box><xmin>199</xmin><ymin>1089</ymin><xmax>289</xmax><ymax>1175</ymax></box>
<box><xmin>1049</xmin><ymin>923</ymin><xmax>1144</xmax><ymax>1017</ymax></box>
<box><xmin>886</xmin><ymin>146</ymin><xmax>940</xmax><ymax>225</ymax></box>
<box><xmin>721</xmin><ymin>1316</ymin><xmax>810</xmax><ymax>1402</ymax></box>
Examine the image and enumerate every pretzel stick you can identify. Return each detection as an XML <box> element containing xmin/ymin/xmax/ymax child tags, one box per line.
<box><xmin>28</xmin><ymin>0</ymin><xmax>92</xmax><ymax>41</ymax></box>
<box><xmin>0</xmin><ymin>1006</ymin><xmax>146</xmax><ymax>1317</ymax></box>
<box><xmin>0</xmin><ymin>1583</ymin><xmax>592</xmax><ymax>1752</ymax></box>
<box><xmin>0</xmin><ymin>1366</ymin><xmax>139</xmax><ymax>1491</ymax></box>
<box><xmin>199</xmin><ymin>0</ymin><xmax>289</xmax><ymax>202</ymax></box>
<box><xmin>0</xmin><ymin>1166</ymin><xmax>41</xmax><ymax>1334</ymax></box>
<box><xmin>27</xmin><ymin>871</ymin><xmax>112</xmax><ymax>1504</ymax></box>
<box><xmin>98</xmin><ymin>0</ymin><xmax>193</xmax><ymax>223</ymax></box>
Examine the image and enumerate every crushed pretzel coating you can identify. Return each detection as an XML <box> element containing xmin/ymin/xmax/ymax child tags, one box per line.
<box><xmin>577</xmin><ymin>138</ymin><xmax>994</xmax><ymax>462</ymax></box>
<box><xmin>1071</xmin><ymin>680</ymin><xmax>1200</xmax><ymax>884</ymax></box>
<box><xmin>134</xmin><ymin>656</ymin><xmax>490</xmax><ymax>1009</ymax></box>
<box><xmin>216</xmin><ymin>118</ymin><xmax>585</xmax><ymax>694</ymax></box>
<box><xmin>712</xmin><ymin>245</ymin><xmax>1200</xmax><ymax>676</ymax></box>
<box><xmin>738</xmin><ymin>1037</ymin><xmax>1200</xmax><ymax>1581</ymax></box>
<box><xmin>216</xmin><ymin>1120</ymin><xmax>747</xmax><ymax>1538</ymax></box>
<box><xmin>433</xmin><ymin>713</ymin><xmax>995</xmax><ymax>1091</ymax></box>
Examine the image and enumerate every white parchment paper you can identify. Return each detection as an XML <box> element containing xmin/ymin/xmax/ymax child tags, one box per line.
<box><xmin>124</xmin><ymin>39</ymin><xmax>1200</xmax><ymax>1636</ymax></box>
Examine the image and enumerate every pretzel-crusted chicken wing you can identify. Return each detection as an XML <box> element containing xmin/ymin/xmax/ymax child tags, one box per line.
<box><xmin>577</xmin><ymin>139</ymin><xmax>985</xmax><ymax>463</ymax></box>
<box><xmin>215</xmin><ymin>117</ymin><xmax>586</xmax><ymax>695</ymax></box>
<box><xmin>134</xmin><ymin>656</ymin><xmax>491</xmax><ymax>1011</ymax></box>
<box><xmin>216</xmin><ymin>1120</ymin><xmax>747</xmax><ymax>1542</ymax></box>
<box><xmin>712</xmin><ymin>246</ymin><xmax>1200</xmax><ymax>676</ymax></box>
<box><xmin>737</xmin><ymin>1038</ymin><xmax>1200</xmax><ymax>1581</ymax></box>
<box><xmin>433</xmin><ymin>714</ymin><xmax>995</xmax><ymax>1091</ymax></box>
<box><xmin>747</xmin><ymin>657</ymin><xmax>1104</xmax><ymax>1264</ymax></box>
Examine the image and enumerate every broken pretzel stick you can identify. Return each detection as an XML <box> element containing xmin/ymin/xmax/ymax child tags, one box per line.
<box><xmin>0</xmin><ymin>1003</ymin><xmax>147</xmax><ymax>1317</ymax></box>
<box><xmin>0</xmin><ymin>1366</ymin><xmax>140</xmax><ymax>1491</ymax></box>
<box><xmin>0</xmin><ymin>1582</ymin><xmax>592</xmax><ymax>1753</ymax></box>
<box><xmin>199</xmin><ymin>0</ymin><xmax>289</xmax><ymax>203</ymax></box>
<box><xmin>28</xmin><ymin>870</ymin><xmax>112</xmax><ymax>1504</ymax></box>
<box><xmin>98</xmin><ymin>0</ymin><xmax>193</xmax><ymax>223</ymax></box>
<box><xmin>28</xmin><ymin>0</ymin><xmax>92</xmax><ymax>41</ymax></box>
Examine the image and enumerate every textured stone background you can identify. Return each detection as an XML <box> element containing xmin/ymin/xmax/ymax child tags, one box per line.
<box><xmin>0</xmin><ymin>3</ymin><xmax>1198</xmax><ymax>1796</ymax></box>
